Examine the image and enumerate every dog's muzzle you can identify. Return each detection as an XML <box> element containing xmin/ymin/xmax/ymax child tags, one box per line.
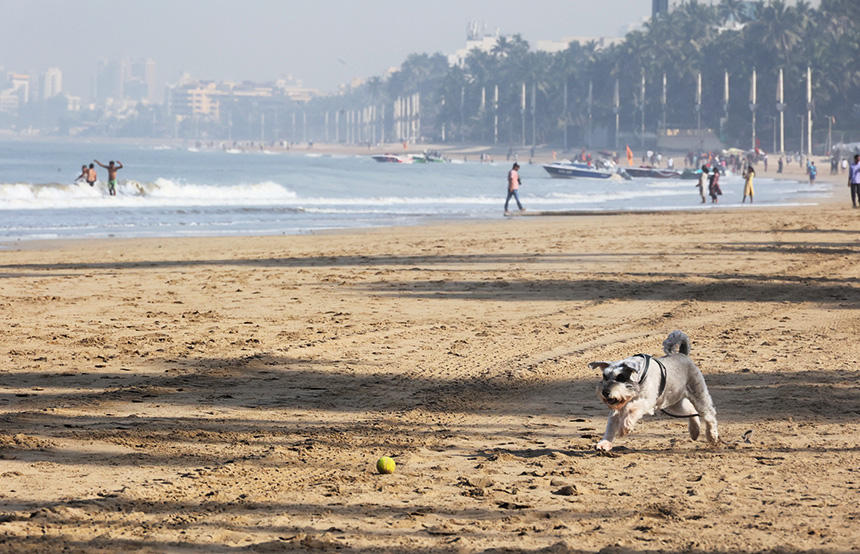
<box><xmin>602</xmin><ymin>391</ymin><xmax>623</xmax><ymax>407</ymax></box>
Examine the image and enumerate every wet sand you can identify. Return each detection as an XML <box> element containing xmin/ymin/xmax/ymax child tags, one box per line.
<box><xmin>0</xmin><ymin>202</ymin><xmax>857</xmax><ymax>552</ymax></box>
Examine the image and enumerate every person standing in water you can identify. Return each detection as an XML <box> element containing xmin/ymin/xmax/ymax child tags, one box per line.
<box><xmin>74</xmin><ymin>164</ymin><xmax>88</xmax><ymax>183</ymax></box>
<box><xmin>696</xmin><ymin>165</ymin><xmax>708</xmax><ymax>204</ymax></box>
<box><xmin>708</xmin><ymin>168</ymin><xmax>722</xmax><ymax>203</ymax></box>
<box><xmin>95</xmin><ymin>159</ymin><xmax>123</xmax><ymax>195</ymax></box>
<box><xmin>86</xmin><ymin>163</ymin><xmax>98</xmax><ymax>186</ymax></box>
<box><xmin>742</xmin><ymin>164</ymin><xmax>755</xmax><ymax>203</ymax></box>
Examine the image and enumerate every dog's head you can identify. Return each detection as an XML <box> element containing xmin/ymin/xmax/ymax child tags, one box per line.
<box><xmin>589</xmin><ymin>356</ymin><xmax>647</xmax><ymax>410</ymax></box>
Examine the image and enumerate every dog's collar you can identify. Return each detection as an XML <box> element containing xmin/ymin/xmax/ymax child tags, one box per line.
<box><xmin>634</xmin><ymin>353</ymin><xmax>667</xmax><ymax>397</ymax></box>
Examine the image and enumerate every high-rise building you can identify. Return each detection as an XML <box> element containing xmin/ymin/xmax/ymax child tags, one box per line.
<box><xmin>0</xmin><ymin>73</ymin><xmax>30</xmax><ymax>114</ymax></box>
<box><xmin>97</xmin><ymin>58</ymin><xmax>157</xmax><ymax>103</ymax></box>
<box><xmin>96</xmin><ymin>59</ymin><xmax>127</xmax><ymax>103</ymax></box>
<box><xmin>128</xmin><ymin>58</ymin><xmax>157</xmax><ymax>102</ymax></box>
<box><xmin>9</xmin><ymin>73</ymin><xmax>30</xmax><ymax>103</ymax></box>
<box><xmin>41</xmin><ymin>67</ymin><xmax>63</xmax><ymax>99</ymax></box>
<box><xmin>652</xmin><ymin>0</ymin><xmax>669</xmax><ymax>18</ymax></box>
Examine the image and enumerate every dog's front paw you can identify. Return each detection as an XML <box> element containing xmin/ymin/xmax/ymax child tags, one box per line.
<box><xmin>595</xmin><ymin>440</ymin><xmax>613</xmax><ymax>452</ymax></box>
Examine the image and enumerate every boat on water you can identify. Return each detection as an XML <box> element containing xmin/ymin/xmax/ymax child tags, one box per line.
<box><xmin>625</xmin><ymin>166</ymin><xmax>682</xmax><ymax>179</ymax></box>
<box><xmin>679</xmin><ymin>168</ymin><xmax>703</xmax><ymax>180</ymax></box>
<box><xmin>409</xmin><ymin>151</ymin><xmax>448</xmax><ymax>163</ymax></box>
<box><xmin>371</xmin><ymin>154</ymin><xmax>410</xmax><ymax>163</ymax></box>
<box><xmin>542</xmin><ymin>159</ymin><xmax>630</xmax><ymax>180</ymax></box>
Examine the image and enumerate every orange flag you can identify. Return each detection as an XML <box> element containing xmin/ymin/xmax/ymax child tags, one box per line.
<box><xmin>625</xmin><ymin>145</ymin><xmax>633</xmax><ymax>166</ymax></box>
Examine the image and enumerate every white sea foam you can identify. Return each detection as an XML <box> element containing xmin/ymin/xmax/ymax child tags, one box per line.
<box><xmin>0</xmin><ymin>179</ymin><xmax>298</xmax><ymax>210</ymax></box>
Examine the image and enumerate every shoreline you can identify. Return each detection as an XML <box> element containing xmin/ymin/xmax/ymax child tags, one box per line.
<box><xmin>0</xmin><ymin>188</ymin><xmax>848</xmax><ymax>254</ymax></box>
<box><xmin>0</xmin><ymin>177</ymin><xmax>844</xmax><ymax>248</ymax></box>
<box><xmin>0</xmin><ymin>196</ymin><xmax>839</xmax><ymax>250</ymax></box>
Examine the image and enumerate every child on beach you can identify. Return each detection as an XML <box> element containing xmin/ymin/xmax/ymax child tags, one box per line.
<box><xmin>709</xmin><ymin>168</ymin><xmax>722</xmax><ymax>203</ymax></box>
<box><xmin>696</xmin><ymin>165</ymin><xmax>708</xmax><ymax>203</ymax></box>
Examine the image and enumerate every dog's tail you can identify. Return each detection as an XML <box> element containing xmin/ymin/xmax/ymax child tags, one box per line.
<box><xmin>663</xmin><ymin>330</ymin><xmax>691</xmax><ymax>355</ymax></box>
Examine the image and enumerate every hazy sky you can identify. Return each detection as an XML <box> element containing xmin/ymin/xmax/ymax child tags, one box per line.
<box><xmin>1</xmin><ymin>0</ymin><xmax>650</xmax><ymax>98</ymax></box>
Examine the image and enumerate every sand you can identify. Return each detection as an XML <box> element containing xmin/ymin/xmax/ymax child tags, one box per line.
<box><xmin>0</xmin><ymin>199</ymin><xmax>857</xmax><ymax>552</ymax></box>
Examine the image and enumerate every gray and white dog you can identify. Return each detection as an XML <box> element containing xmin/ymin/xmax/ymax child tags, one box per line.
<box><xmin>588</xmin><ymin>331</ymin><xmax>718</xmax><ymax>451</ymax></box>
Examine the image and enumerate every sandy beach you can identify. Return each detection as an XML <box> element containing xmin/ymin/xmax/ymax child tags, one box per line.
<box><xmin>0</xmin><ymin>196</ymin><xmax>858</xmax><ymax>551</ymax></box>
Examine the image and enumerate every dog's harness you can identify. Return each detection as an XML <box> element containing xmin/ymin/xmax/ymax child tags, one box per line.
<box><xmin>634</xmin><ymin>354</ymin><xmax>700</xmax><ymax>418</ymax></box>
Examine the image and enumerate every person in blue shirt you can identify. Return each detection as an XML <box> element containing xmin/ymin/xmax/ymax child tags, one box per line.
<box><xmin>809</xmin><ymin>161</ymin><xmax>817</xmax><ymax>185</ymax></box>
<box><xmin>849</xmin><ymin>154</ymin><xmax>860</xmax><ymax>208</ymax></box>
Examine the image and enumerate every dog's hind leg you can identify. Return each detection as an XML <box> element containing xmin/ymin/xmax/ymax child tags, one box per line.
<box><xmin>665</xmin><ymin>398</ymin><xmax>702</xmax><ymax>440</ymax></box>
<box><xmin>688</xmin><ymin>415</ymin><xmax>702</xmax><ymax>441</ymax></box>
<box><xmin>687</xmin><ymin>391</ymin><xmax>719</xmax><ymax>445</ymax></box>
<box><xmin>665</xmin><ymin>398</ymin><xmax>701</xmax><ymax>440</ymax></box>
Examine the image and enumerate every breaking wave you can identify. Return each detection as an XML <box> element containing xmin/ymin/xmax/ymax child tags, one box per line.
<box><xmin>0</xmin><ymin>178</ymin><xmax>298</xmax><ymax>210</ymax></box>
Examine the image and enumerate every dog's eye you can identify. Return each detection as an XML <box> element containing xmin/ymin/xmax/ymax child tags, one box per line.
<box><xmin>615</xmin><ymin>374</ymin><xmax>629</xmax><ymax>383</ymax></box>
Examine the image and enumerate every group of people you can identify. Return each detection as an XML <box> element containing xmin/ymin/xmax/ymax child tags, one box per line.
<box><xmin>694</xmin><ymin>166</ymin><xmax>726</xmax><ymax>204</ymax></box>
<box><xmin>75</xmin><ymin>160</ymin><xmax>123</xmax><ymax>196</ymax></box>
<box><xmin>828</xmin><ymin>156</ymin><xmax>850</xmax><ymax>175</ymax></box>
<box><xmin>694</xmin><ymin>163</ymin><xmax>757</xmax><ymax>204</ymax></box>
<box><xmin>505</xmin><ymin>152</ymin><xmax>860</xmax><ymax>212</ymax></box>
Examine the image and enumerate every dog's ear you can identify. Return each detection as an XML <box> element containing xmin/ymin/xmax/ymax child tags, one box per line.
<box><xmin>588</xmin><ymin>361</ymin><xmax>611</xmax><ymax>371</ymax></box>
<box><xmin>622</xmin><ymin>357</ymin><xmax>647</xmax><ymax>380</ymax></box>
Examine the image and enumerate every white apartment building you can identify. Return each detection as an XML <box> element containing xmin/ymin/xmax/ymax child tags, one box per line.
<box><xmin>41</xmin><ymin>67</ymin><xmax>63</xmax><ymax>99</ymax></box>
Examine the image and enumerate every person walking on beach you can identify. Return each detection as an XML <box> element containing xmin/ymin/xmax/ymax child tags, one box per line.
<box><xmin>95</xmin><ymin>159</ymin><xmax>123</xmax><ymax>196</ymax></box>
<box><xmin>696</xmin><ymin>165</ymin><xmax>708</xmax><ymax>203</ymax></box>
<box><xmin>504</xmin><ymin>162</ymin><xmax>525</xmax><ymax>215</ymax></box>
<box><xmin>849</xmin><ymin>154</ymin><xmax>860</xmax><ymax>208</ymax></box>
<box><xmin>742</xmin><ymin>164</ymin><xmax>755</xmax><ymax>203</ymax></box>
<box><xmin>708</xmin><ymin>168</ymin><xmax>722</xmax><ymax>203</ymax></box>
<box><xmin>809</xmin><ymin>161</ymin><xmax>817</xmax><ymax>185</ymax></box>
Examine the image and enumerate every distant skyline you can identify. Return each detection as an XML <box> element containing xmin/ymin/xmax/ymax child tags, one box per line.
<box><xmin>1</xmin><ymin>0</ymin><xmax>651</xmax><ymax>100</ymax></box>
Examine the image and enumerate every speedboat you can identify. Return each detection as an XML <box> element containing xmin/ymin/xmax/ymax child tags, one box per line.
<box><xmin>371</xmin><ymin>154</ymin><xmax>410</xmax><ymax>163</ymax></box>
<box><xmin>625</xmin><ymin>166</ymin><xmax>682</xmax><ymax>179</ymax></box>
<box><xmin>679</xmin><ymin>168</ymin><xmax>702</xmax><ymax>180</ymax></box>
<box><xmin>542</xmin><ymin>159</ymin><xmax>630</xmax><ymax>179</ymax></box>
<box><xmin>409</xmin><ymin>151</ymin><xmax>447</xmax><ymax>163</ymax></box>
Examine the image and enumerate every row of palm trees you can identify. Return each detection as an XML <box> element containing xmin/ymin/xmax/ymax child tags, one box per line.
<box><xmin>307</xmin><ymin>0</ymin><xmax>859</xmax><ymax>152</ymax></box>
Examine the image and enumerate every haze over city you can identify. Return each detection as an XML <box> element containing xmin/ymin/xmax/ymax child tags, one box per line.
<box><xmin>0</xmin><ymin>1</ymin><xmax>857</xmax><ymax>551</ymax></box>
<box><xmin>1</xmin><ymin>0</ymin><xmax>651</xmax><ymax>97</ymax></box>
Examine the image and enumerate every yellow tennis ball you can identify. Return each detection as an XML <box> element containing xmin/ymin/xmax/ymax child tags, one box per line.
<box><xmin>376</xmin><ymin>456</ymin><xmax>396</xmax><ymax>474</ymax></box>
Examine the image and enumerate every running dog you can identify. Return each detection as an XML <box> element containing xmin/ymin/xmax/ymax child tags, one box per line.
<box><xmin>588</xmin><ymin>331</ymin><xmax>719</xmax><ymax>451</ymax></box>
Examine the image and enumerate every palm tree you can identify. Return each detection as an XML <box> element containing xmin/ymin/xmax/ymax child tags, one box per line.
<box><xmin>718</xmin><ymin>0</ymin><xmax>751</xmax><ymax>23</ymax></box>
<box><xmin>751</xmin><ymin>1</ymin><xmax>802</xmax><ymax>64</ymax></box>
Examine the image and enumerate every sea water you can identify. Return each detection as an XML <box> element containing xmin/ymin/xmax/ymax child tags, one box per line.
<box><xmin>0</xmin><ymin>140</ymin><xmax>831</xmax><ymax>242</ymax></box>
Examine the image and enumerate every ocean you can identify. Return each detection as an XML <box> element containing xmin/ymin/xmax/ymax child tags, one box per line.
<box><xmin>0</xmin><ymin>140</ymin><xmax>831</xmax><ymax>242</ymax></box>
